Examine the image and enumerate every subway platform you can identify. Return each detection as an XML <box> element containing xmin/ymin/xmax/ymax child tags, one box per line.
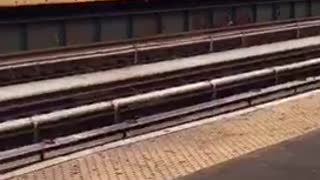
<box><xmin>2</xmin><ymin>89</ymin><xmax>320</xmax><ymax>180</ymax></box>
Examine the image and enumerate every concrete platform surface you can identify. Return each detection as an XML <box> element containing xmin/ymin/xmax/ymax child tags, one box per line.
<box><xmin>2</xmin><ymin>90</ymin><xmax>320</xmax><ymax>180</ymax></box>
<box><xmin>182</xmin><ymin>129</ymin><xmax>320</xmax><ymax>180</ymax></box>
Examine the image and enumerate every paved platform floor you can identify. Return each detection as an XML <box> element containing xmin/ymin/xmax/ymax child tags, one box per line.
<box><xmin>182</xmin><ymin>129</ymin><xmax>320</xmax><ymax>180</ymax></box>
<box><xmin>3</xmin><ymin>90</ymin><xmax>320</xmax><ymax>180</ymax></box>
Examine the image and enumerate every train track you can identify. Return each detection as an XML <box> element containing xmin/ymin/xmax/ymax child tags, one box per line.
<box><xmin>0</xmin><ymin>0</ymin><xmax>318</xmax><ymax>175</ymax></box>
<box><xmin>1</xmin><ymin>59</ymin><xmax>320</xmax><ymax>173</ymax></box>
<box><xmin>1</xmin><ymin>18</ymin><xmax>320</xmax><ymax>87</ymax></box>
<box><xmin>1</xmin><ymin>35</ymin><xmax>320</xmax><ymax>122</ymax></box>
<box><xmin>0</xmin><ymin>19</ymin><xmax>316</xmax><ymax>125</ymax></box>
<box><xmin>1</xmin><ymin>35</ymin><xmax>320</xmax><ymax>172</ymax></box>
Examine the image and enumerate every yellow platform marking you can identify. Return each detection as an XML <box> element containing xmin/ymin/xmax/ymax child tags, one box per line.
<box><xmin>5</xmin><ymin>91</ymin><xmax>320</xmax><ymax>180</ymax></box>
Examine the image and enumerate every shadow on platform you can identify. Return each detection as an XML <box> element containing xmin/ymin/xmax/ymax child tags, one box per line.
<box><xmin>182</xmin><ymin>129</ymin><xmax>320</xmax><ymax>180</ymax></box>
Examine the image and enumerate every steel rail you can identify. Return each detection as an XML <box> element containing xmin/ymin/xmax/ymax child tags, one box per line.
<box><xmin>2</xmin><ymin>17</ymin><xmax>317</xmax><ymax>64</ymax></box>
<box><xmin>1</xmin><ymin>59</ymin><xmax>320</xmax><ymax>173</ymax></box>
<box><xmin>1</xmin><ymin>18</ymin><xmax>320</xmax><ymax>86</ymax></box>
<box><xmin>1</xmin><ymin>57</ymin><xmax>320</xmax><ymax>139</ymax></box>
<box><xmin>0</xmin><ymin>48</ymin><xmax>314</xmax><ymax>123</ymax></box>
<box><xmin>0</xmin><ymin>36</ymin><xmax>319</xmax><ymax>122</ymax></box>
<box><xmin>1</xmin><ymin>35</ymin><xmax>320</xmax><ymax>104</ymax></box>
